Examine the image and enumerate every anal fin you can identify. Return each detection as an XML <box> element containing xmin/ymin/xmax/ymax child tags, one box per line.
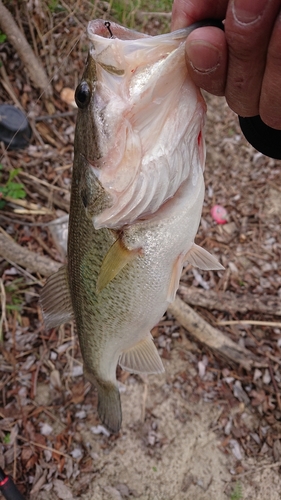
<box><xmin>185</xmin><ymin>243</ymin><xmax>224</xmax><ymax>270</ymax></box>
<box><xmin>96</xmin><ymin>237</ymin><xmax>142</xmax><ymax>293</ymax></box>
<box><xmin>40</xmin><ymin>265</ymin><xmax>73</xmax><ymax>329</ymax></box>
<box><xmin>119</xmin><ymin>335</ymin><xmax>164</xmax><ymax>375</ymax></box>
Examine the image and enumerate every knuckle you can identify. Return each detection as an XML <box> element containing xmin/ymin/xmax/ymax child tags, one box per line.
<box><xmin>225</xmin><ymin>28</ymin><xmax>259</xmax><ymax>62</ymax></box>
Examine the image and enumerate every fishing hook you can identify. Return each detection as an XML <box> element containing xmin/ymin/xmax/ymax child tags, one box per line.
<box><xmin>104</xmin><ymin>21</ymin><xmax>114</xmax><ymax>39</ymax></box>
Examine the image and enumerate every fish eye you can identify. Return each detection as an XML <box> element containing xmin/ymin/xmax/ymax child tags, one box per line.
<box><xmin>75</xmin><ymin>81</ymin><xmax>91</xmax><ymax>109</ymax></box>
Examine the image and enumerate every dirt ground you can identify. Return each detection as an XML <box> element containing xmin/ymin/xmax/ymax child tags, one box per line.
<box><xmin>1</xmin><ymin>2</ymin><xmax>281</xmax><ymax>500</ymax></box>
<box><xmin>53</xmin><ymin>353</ymin><xmax>281</xmax><ymax>500</ymax></box>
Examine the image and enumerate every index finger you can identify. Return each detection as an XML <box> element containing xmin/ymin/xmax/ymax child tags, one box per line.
<box><xmin>171</xmin><ymin>0</ymin><xmax>228</xmax><ymax>30</ymax></box>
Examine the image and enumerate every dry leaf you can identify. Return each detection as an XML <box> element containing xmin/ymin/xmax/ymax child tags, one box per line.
<box><xmin>53</xmin><ymin>479</ymin><xmax>74</xmax><ymax>499</ymax></box>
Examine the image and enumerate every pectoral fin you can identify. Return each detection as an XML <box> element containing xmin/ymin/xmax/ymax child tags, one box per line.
<box><xmin>119</xmin><ymin>335</ymin><xmax>164</xmax><ymax>375</ymax></box>
<box><xmin>185</xmin><ymin>243</ymin><xmax>224</xmax><ymax>271</ymax></box>
<box><xmin>96</xmin><ymin>237</ymin><xmax>142</xmax><ymax>293</ymax></box>
<box><xmin>40</xmin><ymin>265</ymin><xmax>73</xmax><ymax>329</ymax></box>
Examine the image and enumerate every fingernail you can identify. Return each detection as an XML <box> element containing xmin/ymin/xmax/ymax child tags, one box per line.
<box><xmin>186</xmin><ymin>41</ymin><xmax>220</xmax><ymax>73</ymax></box>
<box><xmin>233</xmin><ymin>0</ymin><xmax>268</xmax><ymax>24</ymax></box>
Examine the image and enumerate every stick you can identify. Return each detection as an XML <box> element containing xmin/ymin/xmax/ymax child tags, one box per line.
<box><xmin>0</xmin><ymin>1</ymin><xmax>52</xmax><ymax>96</ymax></box>
<box><xmin>179</xmin><ymin>285</ymin><xmax>281</xmax><ymax>317</ymax></box>
<box><xmin>0</xmin><ymin>230</ymin><xmax>60</xmax><ymax>277</ymax></box>
<box><xmin>17</xmin><ymin>435</ymin><xmax>70</xmax><ymax>458</ymax></box>
<box><xmin>168</xmin><ymin>297</ymin><xmax>257</xmax><ymax>370</ymax></box>
<box><xmin>217</xmin><ymin>320</ymin><xmax>281</xmax><ymax>327</ymax></box>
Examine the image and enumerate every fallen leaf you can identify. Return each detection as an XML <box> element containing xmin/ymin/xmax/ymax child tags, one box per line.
<box><xmin>53</xmin><ymin>479</ymin><xmax>74</xmax><ymax>499</ymax></box>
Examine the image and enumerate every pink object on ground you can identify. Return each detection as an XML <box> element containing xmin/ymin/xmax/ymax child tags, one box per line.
<box><xmin>211</xmin><ymin>205</ymin><xmax>228</xmax><ymax>224</ymax></box>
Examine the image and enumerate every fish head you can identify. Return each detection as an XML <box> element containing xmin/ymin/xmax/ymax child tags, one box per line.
<box><xmin>74</xmin><ymin>20</ymin><xmax>206</xmax><ymax>227</ymax></box>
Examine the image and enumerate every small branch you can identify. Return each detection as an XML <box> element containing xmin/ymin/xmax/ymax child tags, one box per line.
<box><xmin>268</xmin><ymin>362</ymin><xmax>281</xmax><ymax>412</ymax></box>
<box><xmin>168</xmin><ymin>297</ymin><xmax>258</xmax><ymax>370</ymax></box>
<box><xmin>179</xmin><ymin>285</ymin><xmax>281</xmax><ymax>317</ymax></box>
<box><xmin>17</xmin><ymin>435</ymin><xmax>70</xmax><ymax>458</ymax></box>
<box><xmin>0</xmin><ymin>230</ymin><xmax>60</xmax><ymax>277</ymax></box>
<box><xmin>218</xmin><ymin>320</ymin><xmax>281</xmax><ymax>327</ymax></box>
<box><xmin>0</xmin><ymin>1</ymin><xmax>52</xmax><ymax>96</ymax></box>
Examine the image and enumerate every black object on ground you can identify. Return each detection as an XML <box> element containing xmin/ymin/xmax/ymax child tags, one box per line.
<box><xmin>0</xmin><ymin>104</ymin><xmax>32</xmax><ymax>150</ymax></box>
<box><xmin>0</xmin><ymin>467</ymin><xmax>26</xmax><ymax>500</ymax></box>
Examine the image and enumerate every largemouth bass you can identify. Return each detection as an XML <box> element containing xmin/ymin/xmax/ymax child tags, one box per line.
<box><xmin>41</xmin><ymin>20</ymin><xmax>223</xmax><ymax>433</ymax></box>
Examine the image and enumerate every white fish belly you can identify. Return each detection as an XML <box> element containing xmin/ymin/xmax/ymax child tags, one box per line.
<box><xmin>96</xmin><ymin>171</ymin><xmax>205</xmax><ymax>373</ymax></box>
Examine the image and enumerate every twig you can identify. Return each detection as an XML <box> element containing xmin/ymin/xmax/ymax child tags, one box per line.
<box><xmin>0</xmin><ymin>1</ymin><xmax>52</xmax><ymax>96</ymax></box>
<box><xmin>3</xmin><ymin>196</ymin><xmax>54</xmax><ymax>215</ymax></box>
<box><xmin>179</xmin><ymin>285</ymin><xmax>281</xmax><ymax>317</ymax></box>
<box><xmin>168</xmin><ymin>297</ymin><xmax>258</xmax><ymax>370</ymax></box>
<box><xmin>34</xmin><ymin>111</ymin><xmax>77</xmax><ymax>121</ymax></box>
<box><xmin>235</xmin><ymin>460</ymin><xmax>281</xmax><ymax>477</ymax></box>
<box><xmin>217</xmin><ymin>320</ymin><xmax>281</xmax><ymax>327</ymax></box>
<box><xmin>0</xmin><ymin>229</ymin><xmax>60</xmax><ymax>277</ymax></box>
<box><xmin>32</xmin><ymin>231</ymin><xmax>59</xmax><ymax>261</ymax></box>
<box><xmin>0</xmin><ymin>64</ymin><xmax>24</xmax><ymax>110</ymax></box>
<box><xmin>17</xmin><ymin>435</ymin><xmax>70</xmax><ymax>458</ymax></box>
<box><xmin>0</xmin><ymin>278</ymin><xmax>8</xmax><ymax>341</ymax></box>
<box><xmin>22</xmin><ymin>181</ymin><xmax>70</xmax><ymax>212</ymax></box>
<box><xmin>141</xmin><ymin>376</ymin><xmax>148</xmax><ymax>423</ymax></box>
<box><xmin>19</xmin><ymin>171</ymin><xmax>70</xmax><ymax>194</ymax></box>
<box><xmin>44</xmin><ymin>0</ymin><xmax>83</xmax><ymax>38</ymax></box>
<box><xmin>136</xmin><ymin>10</ymin><xmax>172</xmax><ymax>20</ymax></box>
<box><xmin>268</xmin><ymin>362</ymin><xmax>281</xmax><ymax>411</ymax></box>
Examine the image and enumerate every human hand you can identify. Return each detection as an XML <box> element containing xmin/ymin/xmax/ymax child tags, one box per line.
<box><xmin>172</xmin><ymin>0</ymin><xmax>281</xmax><ymax>130</ymax></box>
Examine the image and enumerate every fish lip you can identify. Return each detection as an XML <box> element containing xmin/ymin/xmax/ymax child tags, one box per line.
<box><xmin>87</xmin><ymin>19</ymin><xmax>224</xmax><ymax>43</ymax></box>
<box><xmin>87</xmin><ymin>19</ymin><xmax>150</xmax><ymax>42</ymax></box>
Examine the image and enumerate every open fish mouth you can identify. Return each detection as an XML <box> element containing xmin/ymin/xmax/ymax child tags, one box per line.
<box><xmin>81</xmin><ymin>20</ymin><xmax>206</xmax><ymax>230</ymax></box>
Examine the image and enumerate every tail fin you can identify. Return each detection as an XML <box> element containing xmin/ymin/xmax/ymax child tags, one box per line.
<box><xmin>84</xmin><ymin>369</ymin><xmax>122</xmax><ymax>433</ymax></box>
<box><xmin>97</xmin><ymin>382</ymin><xmax>122</xmax><ymax>433</ymax></box>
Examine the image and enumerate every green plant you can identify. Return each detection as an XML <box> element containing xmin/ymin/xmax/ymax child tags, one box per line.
<box><xmin>0</xmin><ymin>31</ymin><xmax>7</xmax><ymax>44</ymax></box>
<box><xmin>230</xmin><ymin>482</ymin><xmax>242</xmax><ymax>500</ymax></box>
<box><xmin>4</xmin><ymin>278</ymin><xmax>25</xmax><ymax>313</ymax></box>
<box><xmin>2</xmin><ymin>433</ymin><xmax>11</xmax><ymax>445</ymax></box>
<box><xmin>109</xmin><ymin>0</ymin><xmax>172</xmax><ymax>29</ymax></box>
<box><xmin>110</xmin><ymin>0</ymin><xmax>141</xmax><ymax>27</ymax></box>
<box><xmin>0</xmin><ymin>165</ymin><xmax>26</xmax><ymax>209</ymax></box>
<box><xmin>47</xmin><ymin>0</ymin><xmax>65</xmax><ymax>13</ymax></box>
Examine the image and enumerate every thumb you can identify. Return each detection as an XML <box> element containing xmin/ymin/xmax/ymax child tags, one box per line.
<box><xmin>185</xmin><ymin>27</ymin><xmax>228</xmax><ymax>96</ymax></box>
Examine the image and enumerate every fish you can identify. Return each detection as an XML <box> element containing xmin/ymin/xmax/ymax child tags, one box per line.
<box><xmin>40</xmin><ymin>19</ymin><xmax>223</xmax><ymax>433</ymax></box>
